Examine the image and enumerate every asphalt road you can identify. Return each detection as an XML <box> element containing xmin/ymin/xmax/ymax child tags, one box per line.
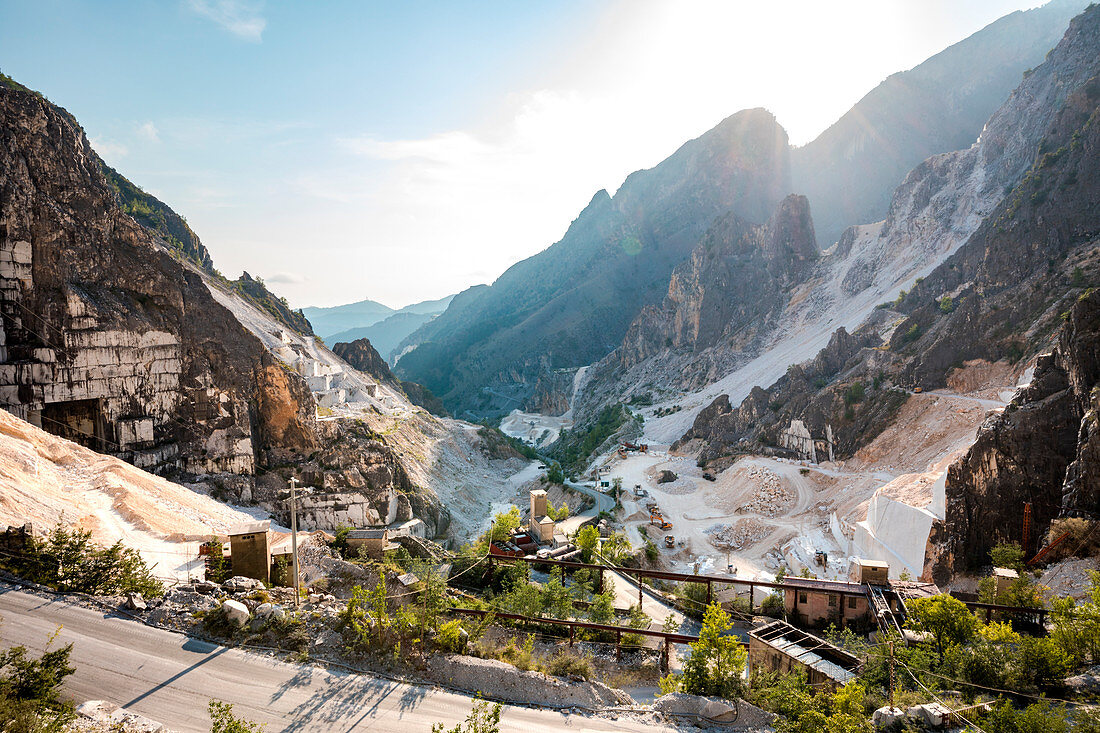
<box><xmin>0</xmin><ymin>584</ymin><xmax>677</xmax><ymax>733</ymax></box>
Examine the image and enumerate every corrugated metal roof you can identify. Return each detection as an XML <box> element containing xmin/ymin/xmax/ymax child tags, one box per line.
<box><xmin>750</xmin><ymin>621</ymin><xmax>859</xmax><ymax>686</ymax></box>
<box><xmin>347</xmin><ymin>528</ymin><xmax>388</xmax><ymax>539</ymax></box>
<box><xmin>228</xmin><ymin>520</ymin><xmax>270</xmax><ymax>536</ymax></box>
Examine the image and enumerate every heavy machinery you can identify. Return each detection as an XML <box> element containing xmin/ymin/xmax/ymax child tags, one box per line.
<box><xmin>650</xmin><ymin>511</ymin><xmax>672</xmax><ymax>531</ymax></box>
<box><xmin>664</xmin><ymin>535</ymin><xmax>675</xmax><ymax>548</ymax></box>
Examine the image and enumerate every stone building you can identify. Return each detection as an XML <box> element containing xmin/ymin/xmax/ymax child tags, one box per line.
<box><xmin>783</xmin><ymin>577</ymin><xmax>870</xmax><ymax>628</ymax></box>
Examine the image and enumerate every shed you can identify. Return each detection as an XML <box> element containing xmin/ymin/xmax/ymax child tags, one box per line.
<box><xmin>993</xmin><ymin>567</ymin><xmax>1019</xmax><ymax>596</ymax></box>
<box><xmin>346</xmin><ymin>528</ymin><xmax>389</xmax><ymax>560</ymax></box>
<box><xmin>849</xmin><ymin>558</ymin><xmax>890</xmax><ymax>585</ymax></box>
<box><xmin>748</xmin><ymin>620</ymin><xmax>860</xmax><ymax>691</ymax></box>
<box><xmin>228</xmin><ymin>520</ymin><xmax>272</xmax><ymax>585</ymax></box>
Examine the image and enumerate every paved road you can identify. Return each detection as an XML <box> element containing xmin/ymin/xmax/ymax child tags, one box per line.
<box><xmin>0</xmin><ymin>584</ymin><xmax>676</xmax><ymax>733</ymax></box>
<box><xmin>556</xmin><ymin>480</ymin><xmax>614</xmax><ymax>536</ymax></box>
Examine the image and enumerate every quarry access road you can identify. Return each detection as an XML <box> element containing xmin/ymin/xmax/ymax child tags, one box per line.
<box><xmin>0</xmin><ymin>584</ymin><xmax>676</xmax><ymax>733</ymax></box>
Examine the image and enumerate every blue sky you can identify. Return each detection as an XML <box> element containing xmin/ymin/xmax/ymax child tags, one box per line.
<box><xmin>1</xmin><ymin>0</ymin><xmax>1050</xmax><ymax>308</ymax></box>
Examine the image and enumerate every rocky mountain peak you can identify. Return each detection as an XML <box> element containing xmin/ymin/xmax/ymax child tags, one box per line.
<box><xmin>760</xmin><ymin>193</ymin><xmax>818</xmax><ymax>285</ymax></box>
<box><xmin>332</xmin><ymin>338</ymin><xmax>396</xmax><ymax>385</ymax></box>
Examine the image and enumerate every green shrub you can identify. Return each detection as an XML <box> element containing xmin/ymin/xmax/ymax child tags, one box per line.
<box><xmin>0</xmin><ymin>524</ymin><xmax>163</xmax><ymax>598</ymax></box>
<box><xmin>545</xmin><ymin>650</ymin><xmax>594</xmax><ymax>680</ymax></box>
<box><xmin>939</xmin><ymin>296</ymin><xmax>955</xmax><ymax>314</ymax></box>
<box><xmin>209</xmin><ymin>700</ymin><xmax>265</xmax><ymax>732</ymax></box>
<box><xmin>432</xmin><ymin>699</ymin><xmax>502</xmax><ymax>733</ymax></box>
<box><xmin>436</xmin><ymin>620</ymin><xmax>466</xmax><ymax>653</ymax></box>
<box><xmin>0</xmin><ymin>634</ymin><xmax>76</xmax><ymax>732</ymax></box>
<box><xmin>843</xmin><ymin>382</ymin><xmax>865</xmax><ymax>405</ymax></box>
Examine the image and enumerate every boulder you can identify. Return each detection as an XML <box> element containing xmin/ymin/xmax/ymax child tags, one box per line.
<box><xmin>873</xmin><ymin>706</ymin><xmax>906</xmax><ymax>730</ymax></box>
<box><xmin>255</xmin><ymin>603</ymin><xmax>287</xmax><ymax>624</ymax></box>
<box><xmin>223</xmin><ymin>576</ymin><xmax>265</xmax><ymax>592</ymax></box>
<box><xmin>221</xmin><ymin>599</ymin><xmax>251</xmax><ymax>627</ymax></box>
<box><xmin>652</xmin><ymin>693</ymin><xmax>740</xmax><ymax>722</ymax></box>
<box><xmin>1065</xmin><ymin>666</ymin><xmax>1100</xmax><ymax>694</ymax></box>
<box><xmin>122</xmin><ymin>592</ymin><xmax>146</xmax><ymax>611</ymax></box>
<box><xmin>657</xmin><ymin>470</ymin><xmax>678</xmax><ymax>484</ymax></box>
<box><xmin>193</xmin><ymin>581</ymin><xmax>219</xmax><ymax>594</ymax></box>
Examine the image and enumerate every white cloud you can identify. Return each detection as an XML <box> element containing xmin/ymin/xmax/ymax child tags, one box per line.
<box><xmin>265</xmin><ymin>272</ymin><xmax>308</xmax><ymax>284</ymax></box>
<box><xmin>89</xmin><ymin>136</ymin><xmax>128</xmax><ymax>164</ymax></box>
<box><xmin>186</xmin><ymin>0</ymin><xmax>266</xmax><ymax>42</ymax></box>
<box><xmin>137</xmin><ymin>121</ymin><xmax>160</xmax><ymax>143</ymax></box>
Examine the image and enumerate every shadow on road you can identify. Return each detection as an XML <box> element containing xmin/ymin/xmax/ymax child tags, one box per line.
<box><xmin>271</xmin><ymin>660</ymin><xmax>430</xmax><ymax>731</ymax></box>
<box><xmin>122</xmin><ymin>645</ymin><xmax>229</xmax><ymax>708</ymax></box>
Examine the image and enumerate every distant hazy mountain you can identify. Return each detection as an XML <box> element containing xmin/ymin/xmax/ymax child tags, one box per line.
<box><xmin>792</xmin><ymin>0</ymin><xmax>1090</xmax><ymax>247</ymax></box>
<box><xmin>301</xmin><ymin>299</ymin><xmax>394</xmax><ymax>338</ymax></box>
<box><xmin>325</xmin><ymin>311</ymin><xmax>436</xmax><ymax>360</ymax></box>
<box><xmin>396</xmin><ymin>108</ymin><xmax>792</xmax><ymax>418</ymax></box>
<box><xmin>316</xmin><ymin>294</ymin><xmax>456</xmax><ymax>357</ymax></box>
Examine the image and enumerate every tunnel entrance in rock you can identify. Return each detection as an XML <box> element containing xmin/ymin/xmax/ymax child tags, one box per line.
<box><xmin>41</xmin><ymin>399</ymin><xmax>108</xmax><ymax>451</ymax></box>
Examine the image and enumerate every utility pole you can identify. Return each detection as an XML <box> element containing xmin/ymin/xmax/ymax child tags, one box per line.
<box><xmin>289</xmin><ymin>477</ymin><xmax>301</xmax><ymax>608</ymax></box>
<box><xmin>888</xmin><ymin>638</ymin><xmax>896</xmax><ymax>710</ymax></box>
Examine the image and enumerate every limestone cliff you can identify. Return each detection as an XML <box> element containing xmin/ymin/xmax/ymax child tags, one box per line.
<box><xmin>611</xmin><ymin>194</ymin><xmax>817</xmax><ymax>389</ymax></box>
<box><xmin>0</xmin><ymin>79</ymin><xmax>316</xmax><ymax>475</ymax></box>
<box><xmin>677</xmin><ymin>326</ymin><xmax>907</xmax><ymax>464</ymax></box>
<box><xmin>331</xmin><ymin>337</ymin><xmax>449</xmax><ymax>417</ymax></box>
<box><xmin>396</xmin><ymin>108</ymin><xmax>791</xmax><ymax>418</ymax></box>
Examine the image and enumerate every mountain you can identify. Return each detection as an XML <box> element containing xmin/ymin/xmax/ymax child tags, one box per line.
<box><xmin>792</xmin><ymin>0</ymin><xmax>1091</xmax><ymax>247</ymax></box>
<box><xmin>321</xmin><ymin>293</ymin><xmax>456</xmax><ymax>358</ymax></box>
<box><xmin>396</xmin><ymin>108</ymin><xmax>791</xmax><ymax>418</ymax></box>
<box><xmin>325</xmin><ymin>311</ymin><xmax>432</xmax><ymax>359</ymax></box>
<box><xmin>395</xmin><ymin>293</ymin><xmax>455</xmax><ymax>316</ymax></box>
<box><xmin>677</xmin><ymin>4</ymin><xmax>1100</xmax><ymax>577</ymax></box>
<box><xmin>301</xmin><ymin>298</ymin><xmax>394</xmax><ymax>338</ymax></box>
<box><xmin>330</xmin><ymin>337</ymin><xmax>450</xmax><ymax>416</ymax></box>
<box><xmin>395</xmin><ymin>2</ymin><xmax>1088</xmax><ymax>423</ymax></box>
<box><xmin>0</xmin><ymin>74</ymin><xmax>317</xmax><ymax>475</ymax></box>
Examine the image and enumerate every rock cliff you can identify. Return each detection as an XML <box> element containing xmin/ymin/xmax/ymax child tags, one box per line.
<box><xmin>608</xmin><ymin>194</ymin><xmax>817</xmax><ymax>391</ymax></box>
<box><xmin>792</xmin><ymin>0</ymin><xmax>1090</xmax><ymax>247</ymax></box>
<box><xmin>396</xmin><ymin>108</ymin><xmax>791</xmax><ymax>418</ymax></box>
<box><xmin>332</xmin><ymin>338</ymin><xmax>397</xmax><ymax>385</ymax></box>
<box><xmin>579</xmin><ymin>3</ymin><xmax>1100</xmax><ymax>456</ymax></box>
<box><xmin>0</xmin><ymin>79</ymin><xmax>317</xmax><ymax>475</ymax></box>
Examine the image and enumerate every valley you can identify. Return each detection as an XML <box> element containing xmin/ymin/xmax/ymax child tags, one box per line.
<box><xmin>4</xmin><ymin>2</ymin><xmax>1100</xmax><ymax>730</ymax></box>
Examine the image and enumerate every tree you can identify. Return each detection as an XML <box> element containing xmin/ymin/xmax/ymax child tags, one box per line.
<box><xmin>907</xmin><ymin>594</ymin><xmax>978</xmax><ymax>661</ymax></box>
<box><xmin>990</xmin><ymin>542</ymin><xmax>1025</xmax><ymax>571</ymax></box>
<box><xmin>209</xmin><ymin>700</ymin><xmax>265</xmax><ymax>732</ymax></box>
<box><xmin>540</xmin><ymin>569</ymin><xmax>574</xmax><ymax>619</ymax></box>
<box><xmin>487</xmin><ymin>507</ymin><xmax>521</xmax><ymax>542</ymax></box>
<box><xmin>575</xmin><ymin>526</ymin><xmax>599</xmax><ymax>562</ymax></box>
<box><xmin>546</xmin><ymin>501</ymin><xmax>570</xmax><ymax>522</ymax></box>
<box><xmin>432</xmin><ymin>699</ymin><xmax>502</xmax><ymax>733</ymax></box>
<box><xmin>939</xmin><ymin>296</ymin><xmax>955</xmax><ymax>314</ymax></box>
<box><xmin>1050</xmin><ymin>572</ymin><xmax>1100</xmax><ymax>665</ymax></box>
<box><xmin>602</xmin><ymin>531</ymin><xmax>632</xmax><ymax>564</ymax></box>
<box><xmin>0</xmin><ymin>630</ymin><xmax>76</xmax><ymax>732</ymax></box>
<box><xmin>678</xmin><ymin>603</ymin><xmax>746</xmax><ymax>699</ymax></box>
<box><xmin>587</xmin><ymin>592</ymin><xmax>616</xmax><ymax>625</ymax></box>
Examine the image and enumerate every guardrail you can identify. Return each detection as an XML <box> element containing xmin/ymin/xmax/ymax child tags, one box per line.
<box><xmin>444</xmin><ymin>605</ymin><xmax>720</xmax><ymax>673</ymax></box>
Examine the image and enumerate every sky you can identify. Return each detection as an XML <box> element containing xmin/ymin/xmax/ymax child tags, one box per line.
<box><xmin>0</xmin><ymin>0</ymin><xmax>1050</xmax><ymax>309</ymax></box>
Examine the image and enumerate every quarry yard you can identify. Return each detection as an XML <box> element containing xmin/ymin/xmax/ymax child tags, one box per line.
<box><xmin>596</xmin><ymin>360</ymin><xmax>1020</xmax><ymax>582</ymax></box>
